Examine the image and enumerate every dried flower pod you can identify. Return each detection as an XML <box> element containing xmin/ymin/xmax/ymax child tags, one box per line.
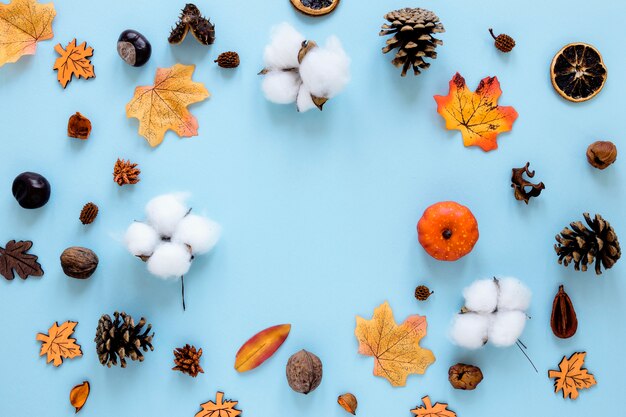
<box><xmin>67</xmin><ymin>112</ymin><xmax>92</xmax><ymax>139</ymax></box>
<box><xmin>489</xmin><ymin>28</ymin><xmax>515</xmax><ymax>52</ymax></box>
<box><xmin>79</xmin><ymin>202</ymin><xmax>98</xmax><ymax>225</ymax></box>
<box><xmin>337</xmin><ymin>393</ymin><xmax>357</xmax><ymax>415</ymax></box>
<box><xmin>60</xmin><ymin>247</ymin><xmax>98</xmax><ymax>279</ymax></box>
<box><xmin>168</xmin><ymin>4</ymin><xmax>215</xmax><ymax>45</ymax></box>
<box><xmin>414</xmin><ymin>285</ymin><xmax>433</xmax><ymax>301</ymax></box>
<box><xmin>586</xmin><ymin>141</ymin><xmax>617</xmax><ymax>170</ymax></box>
<box><xmin>215</xmin><ymin>51</ymin><xmax>240</xmax><ymax>68</ymax></box>
<box><xmin>448</xmin><ymin>363</ymin><xmax>483</xmax><ymax>390</ymax></box>
<box><xmin>551</xmin><ymin>285</ymin><xmax>578</xmax><ymax>338</ymax></box>
<box><xmin>172</xmin><ymin>344</ymin><xmax>204</xmax><ymax>377</ymax></box>
<box><xmin>286</xmin><ymin>349</ymin><xmax>323</xmax><ymax>394</ymax></box>
<box><xmin>511</xmin><ymin>162</ymin><xmax>545</xmax><ymax>204</ymax></box>
<box><xmin>113</xmin><ymin>158</ymin><xmax>140</xmax><ymax>186</ymax></box>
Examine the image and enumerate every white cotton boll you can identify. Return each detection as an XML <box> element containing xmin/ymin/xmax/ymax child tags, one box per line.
<box><xmin>497</xmin><ymin>277</ymin><xmax>532</xmax><ymax>311</ymax></box>
<box><xmin>145</xmin><ymin>193</ymin><xmax>189</xmax><ymax>237</ymax></box>
<box><xmin>299</xmin><ymin>36</ymin><xmax>350</xmax><ymax>99</ymax></box>
<box><xmin>146</xmin><ymin>242</ymin><xmax>192</xmax><ymax>279</ymax></box>
<box><xmin>124</xmin><ymin>222</ymin><xmax>160</xmax><ymax>256</ymax></box>
<box><xmin>296</xmin><ymin>84</ymin><xmax>316</xmax><ymax>112</ymax></box>
<box><xmin>263</xmin><ymin>22</ymin><xmax>305</xmax><ymax>69</ymax></box>
<box><xmin>261</xmin><ymin>71</ymin><xmax>301</xmax><ymax>104</ymax></box>
<box><xmin>463</xmin><ymin>279</ymin><xmax>499</xmax><ymax>313</ymax></box>
<box><xmin>172</xmin><ymin>214</ymin><xmax>221</xmax><ymax>255</ymax></box>
<box><xmin>488</xmin><ymin>311</ymin><xmax>527</xmax><ymax>347</ymax></box>
<box><xmin>450</xmin><ymin>313</ymin><xmax>490</xmax><ymax>349</ymax></box>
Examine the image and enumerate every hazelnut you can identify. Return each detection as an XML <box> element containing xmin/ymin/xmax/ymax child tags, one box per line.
<box><xmin>448</xmin><ymin>363</ymin><xmax>483</xmax><ymax>390</ymax></box>
<box><xmin>286</xmin><ymin>350</ymin><xmax>322</xmax><ymax>394</ymax></box>
<box><xmin>586</xmin><ymin>141</ymin><xmax>617</xmax><ymax>170</ymax></box>
<box><xmin>60</xmin><ymin>247</ymin><xmax>99</xmax><ymax>279</ymax></box>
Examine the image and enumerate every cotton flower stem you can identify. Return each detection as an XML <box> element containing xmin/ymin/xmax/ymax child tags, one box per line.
<box><xmin>181</xmin><ymin>275</ymin><xmax>186</xmax><ymax>311</ymax></box>
<box><xmin>516</xmin><ymin>340</ymin><xmax>538</xmax><ymax>373</ymax></box>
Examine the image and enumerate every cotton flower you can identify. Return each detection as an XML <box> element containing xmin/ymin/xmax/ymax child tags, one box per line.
<box><xmin>124</xmin><ymin>221</ymin><xmax>159</xmax><ymax>257</ymax></box>
<box><xmin>145</xmin><ymin>193</ymin><xmax>189</xmax><ymax>237</ymax></box>
<box><xmin>172</xmin><ymin>214</ymin><xmax>221</xmax><ymax>255</ymax></box>
<box><xmin>147</xmin><ymin>242</ymin><xmax>192</xmax><ymax>279</ymax></box>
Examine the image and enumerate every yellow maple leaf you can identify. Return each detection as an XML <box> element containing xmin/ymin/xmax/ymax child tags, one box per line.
<box><xmin>195</xmin><ymin>392</ymin><xmax>241</xmax><ymax>417</ymax></box>
<box><xmin>355</xmin><ymin>301</ymin><xmax>435</xmax><ymax>387</ymax></box>
<box><xmin>548</xmin><ymin>352</ymin><xmax>597</xmax><ymax>400</ymax></box>
<box><xmin>36</xmin><ymin>320</ymin><xmax>82</xmax><ymax>367</ymax></box>
<box><xmin>411</xmin><ymin>396</ymin><xmax>456</xmax><ymax>417</ymax></box>
<box><xmin>53</xmin><ymin>38</ymin><xmax>95</xmax><ymax>88</ymax></box>
<box><xmin>126</xmin><ymin>63</ymin><xmax>210</xmax><ymax>147</ymax></box>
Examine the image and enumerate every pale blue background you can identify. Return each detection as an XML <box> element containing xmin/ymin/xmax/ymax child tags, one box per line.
<box><xmin>0</xmin><ymin>0</ymin><xmax>625</xmax><ymax>415</ymax></box>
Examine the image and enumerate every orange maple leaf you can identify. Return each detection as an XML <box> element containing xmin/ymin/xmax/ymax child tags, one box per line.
<box><xmin>548</xmin><ymin>352</ymin><xmax>597</xmax><ymax>400</ymax></box>
<box><xmin>434</xmin><ymin>72</ymin><xmax>518</xmax><ymax>152</ymax></box>
<box><xmin>355</xmin><ymin>301</ymin><xmax>435</xmax><ymax>387</ymax></box>
<box><xmin>0</xmin><ymin>0</ymin><xmax>56</xmax><ymax>67</ymax></box>
<box><xmin>126</xmin><ymin>63</ymin><xmax>210</xmax><ymax>147</ymax></box>
<box><xmin>195</xmin><ymin>392</ymin><xmax>241</xmax><ymax>417</ymax></box>
<box><xmin>36</xmin><ymin>321</ymin><xmax>82</xmax><ymax>367</ymax></box>
<box><xmin>411</xmin><ymin>396</ymin><xmax>456</xmax><ymax>417</ymax></box>
<box><xmin>53</xmin><ymin>39</ymin><xmax>95</xmax><ymax>88</ymax></box>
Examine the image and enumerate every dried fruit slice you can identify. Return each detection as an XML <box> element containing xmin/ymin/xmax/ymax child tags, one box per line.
<box><xmin>290</xmin><ymin>0</ymin><xmax>339</xmax><ymax>16</ymax></box>
<box><xmin>550</xmin><ymin>43</ymin><xmax>607</xmax><ymax>102</ymax></box>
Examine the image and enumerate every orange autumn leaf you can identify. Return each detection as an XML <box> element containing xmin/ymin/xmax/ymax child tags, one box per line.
<box><xmin>0</xmin><ymin>0</ymin><xmax>56</xmax><ymax>67</ymax></box>
<box><xmin>69</xmin><ymin>381</ymin><xmax>90</xmax><ymax>413</ymax></box>
<box><xmin>434</xmin><ymin>72</ymin><xmax>518</xmax><ymax>152</ymax></box>
<box><xmin>36</xmin><ymin>320</ymin><xmax>82</xmax><ymax>367</ymax></box>
<box><xmin>126</xmin><ymin>63</ymin><xmax>210</xmax><ymax>147</ymax></box>
<box><xmin>548</xmin><ymin>352</ymin><xmax>597</xmax><ymax>400</ymax></box>
<box><xmin>53</xmin><ymin>39</ymin><xmax>95</xmax><ymax>88</ymax></box>
<box><xmin>195</xmin><ymin>392</ymin><xmax>242</xmax><ymax>417</ymax></box>
<box><xmin>355</xmin><ymin>301</ymin><xmax>435</xmax><ymax>387</ymax></box>
<box><xmin>411</xmin><ymin>396</ymin><xmax>456</xmax><ymax>417</ymax></box>
<box><xmin>235</xmin><ymin>324</ymin><xmax>291</xmax><ymax>372</ymax></box>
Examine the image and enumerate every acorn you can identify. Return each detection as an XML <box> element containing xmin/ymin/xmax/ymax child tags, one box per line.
<box><xmin>12</xmin><ymin>172</ymin><xmax>51</xmax><ymax>209</ymax></box>
<box><xmin>117</xmin><ymin>30</ymin><xmax>152</xmax><ymax>67</ymax></box>
<box><xmin>489</xmin><ymin>28</ymin><xmax>515</xmax><ymax>52</ymax></box>
<box><xmin>60</xmin><ymin>247</ymin><xmax>99</xmax><ymax>279</ymax></box>
<box><xmin>286</xmin><ymin>350</ymin><xmax>323</xmax><ymax>394</ymax></box>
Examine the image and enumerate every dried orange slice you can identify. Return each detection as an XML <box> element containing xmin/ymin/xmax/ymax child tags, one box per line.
<box><xmin>550</xmin><ymin>43</ymin><xmax>607</xmax><ymax>102</ymax></box>
<box><xmin>290</xmin><ymin>0</ymin><xmax>339</xmax><ymax>16</ymax></box>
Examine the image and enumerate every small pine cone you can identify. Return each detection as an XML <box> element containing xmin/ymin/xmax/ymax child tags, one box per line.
<box><xmin>414</xmin><ymin>285</ymin><xmax>433</xmax><ymax>301</ymax></box>
<box><xmin>79</xmin><ymin>202</ymin><xmax>99</xmax><ymax>224</ymax></box>
<box><xmin>215</xmin><ymin>51</ymin><xmax>240</xmax><ymax>68</ymax></box>
<box><xmin>172</xmin><ymin>344</ymin><xmax>204</xmax><ymax>377</ymax></box>
<box><xmin>113</xmin><ymin>158</ymin><xmax>140</xmax><ymax>186</ymax></box>
<box><xmin>489</xmin><ymin>29</ymin><xmax>515</xmax><ymax>52</ymax></box>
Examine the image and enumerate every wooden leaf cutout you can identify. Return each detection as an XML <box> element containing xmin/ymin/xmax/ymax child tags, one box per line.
<box><xmin>195</xmin><ymin>392</ymin><xmax>242</xmax><ymax>417</ymax></box>
<box><xmin>53</xmin><ymin>39</ymin><xmax>95</xmax><ymax>88</ymax></box>
<box><xmin>548</xmin><ymin>352</ymin><xmax>597</xmax><ymax>400</ymax></box>
<box><xmin>355</xmin><ymin>301</ymin><xmax>435</xmax><ymax>387</ymax></box>
<box><xmin>411</xmin><ymin>396</ymin><xmax>456</xmax><ymax>417</ymax></box>
<box><xmin>0</xmin><ymin>240</ymin><xmax>44</xmax><ymax>280</ymax></box>
<box><xmin>434</xmin><ymin>72</ymin><xmax>518</xmax><ymax>152</ymax></box>
<box><xmin>235</xmin><ymin>324</ymin><xmax>291</xmax><ymax>372</ymax></box>
<box><xmin>36</xmin><ymin>321</ymin><xmax>82</xmax><ymax>367</ymax></box>
<box><xmin>126</xmin><ymin>63</ymin><xmax>210</xmax><ymax>147</ymax></box>
<box><xmin>0</xmin><ymin>0</ymin><xmax>56</xmax><ymax>67</ymax></box>
<box><xmin>69</xmin><ymin>381</ymin><xmax>90</xmax><ymax>413</ymax></box>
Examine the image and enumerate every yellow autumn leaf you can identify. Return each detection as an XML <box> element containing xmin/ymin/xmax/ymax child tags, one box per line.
<box><xmin>0</xmin><ymin>0</ymin><xmax>56</xmax><ymax>67</ymax></box>
<box><xmin>126</xmin><ymin>63</ymin><xmax>210</xmax><ymax>147</ymax></box>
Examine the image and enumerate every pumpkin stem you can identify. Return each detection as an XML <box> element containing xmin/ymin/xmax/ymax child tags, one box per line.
<box><xmin>442</xmin><ymin>229</ymin><xmax>453</xmax><ymax>239</ymax></box>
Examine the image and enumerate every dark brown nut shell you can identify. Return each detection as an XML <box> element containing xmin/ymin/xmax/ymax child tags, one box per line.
<box><xmin>67</xmin><ymin>112</ymin><xmax>92</xmax><ymax>139</ymax></box>
<box><xmin>286</xmin><ymin>349</ymin><xmax>323</xmax><ymax>394</ymax></box>
<box><xmin>586</xmin><ymin>141</ymin><xmax>617</xmax><ymax>170</ymax></box>
<box><xmin>60</xmin><ymin>247</ymin><xmax>99</xmax><ymax>279</ymax></box>
<box><xmin>550</xmin><ymin>285</ymin><xmax>578</xmax><ymax>338</ymax></box>
<box><xmin>448</xmin><ymin>363</ymin><xmax>483</xmax><ymax>390</ymax></box>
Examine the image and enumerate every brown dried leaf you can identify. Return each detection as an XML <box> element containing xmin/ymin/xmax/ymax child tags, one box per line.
<box><xmin>69</xmin><ymin>381</ymin><xmax>90</xmax><ymax>413</ymax></box>
<box><xmin>36</xmin><ymin>321</ymin><xmax>82</xmax><ymax>367</ymax></box>
<box><xmin>0</xmin><ymin>240</ymin><xmax>44</xmax><ymax>280</ymax></box>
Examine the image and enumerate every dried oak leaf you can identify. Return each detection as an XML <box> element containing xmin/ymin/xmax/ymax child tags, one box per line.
<box><xmin>126</xmin><ymin>63</ymin><xmax>209</xmax><ymax>147</ymax></box>
<box><xmin>411</xmin><ymin>396</ymin><xmax>456</xmax><ymax>417</ymax></box>
<box><xmin>548</xmin><ymin>352</ymin><xmax>596</xmax><ymax>400</ymax></box>
<box><xmin>36</xmin><ymin>320</ymin><xmax>82</xmax><ymax>367</ymax></box>
<box><xmin>0</xmin><ymin>240</ymin><xmax>44</xmax><ymax>280</ymax></box>
<box><xmin>53</xmin><ymin>39</ymin><xmax>95</xmax><ymax>88</ymax></box>
<box><xmin>195</xmin><ymin>392</ymin><xmax>242</xmax><ymax>417</ymax></box>
<box><xmin>355</xmin><ymin>301</ymin><xmax>435</xmax><ymax>387</ymax></box>
<box><xmin>434</xmin><ymin>72</ymin><xmax>518</xmax><ymax>152</ymax></box>
<box><xmin>0</xmin><ymin>0</ymin><xmax>56</xmax><ymax>67</ymax></box>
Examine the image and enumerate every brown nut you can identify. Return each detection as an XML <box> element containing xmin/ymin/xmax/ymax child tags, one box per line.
<box><xmin>448</xmin><ymin>363</ymin><xmax>483</xmax><ymax>390</ymax></box>
<box><xmin>586</xmin><ymin>141</ymin><xmax>617</xmax><ymax>169</ymax></box>
<box><xmin>286</xmin><ymin>350</ymin><xmax>322</xmax><ymax>394</ymax></box>
<box><xmin>67</xmin><ymin>112</ymin><xmax>92</xmax><ymax>140</ymax></box>
<box><xmin>337</xmin><ymin>393</ymin><xmax>357</xmax><ymax>415</ymax></box>
<box><xmin>60</xmin><ymin>247</ymin><xmax>99</xmax><ymax>279</ymax></box>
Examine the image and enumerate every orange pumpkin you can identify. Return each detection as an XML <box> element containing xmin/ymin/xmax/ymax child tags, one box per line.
<box><xmin>417</xmin><ymin>201</ymin><xmax>479</xmax><ymax>261</ymax></box>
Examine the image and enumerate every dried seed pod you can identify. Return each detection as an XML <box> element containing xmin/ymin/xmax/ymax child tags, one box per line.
<box><xmin>586</xmin><ymin>141</ymin><xmax>617</xmax><ymax>170</ymax></box>
<box><xmin>286</xmin><ymin>349</ymin><xmax>323</xmax><ymax>394</ymax></box>
<box><xmin>448</xmin><ymin>363</ymin><xmax>483</xmax><ymax>390</ymax></box>
<box><xmin>337</xmin><ymin>393</ymin><xmax>357</xmax><ymax>415</ymax></box>
<box><xmin>67</xmin><ymin>112</ymin><xmax>92</xmax><ymax>139</ymax></box>
<box><xmin>551</xmin><ymin>285</ymin><xmax>578</xmax><ymax>339</ymax></box>
<box><xmin>79</xmin><ymin>202</ymin><xmax>99</xmax><ymax>225</ymax></box>
<box><xmin>215</xmin><ymin>51</ymin><xmax>240</xmax><ymax>68</ymax></box>
<box><xmin>511</xmin><ymin>162</ymin><xmax>545</xmax><ymax>204</ymax></box>
<box><xmin>489</xmin><ymin>28</ymin><xmax>515</xmax><ymax>52</ymax></box>
<box><xmin>414</xmin><ymin>285</ymin><xmax>433</xmax><ymax>301</ymax></box>
<box><xmin>69</xmin><ymin>381</ymin><xmax>90</xmax><ymax>413</ymax></box>
<box><xmin>60</xmin><ymin>247</ymin><xmax>99</xmax><ymax>279</ymax></box>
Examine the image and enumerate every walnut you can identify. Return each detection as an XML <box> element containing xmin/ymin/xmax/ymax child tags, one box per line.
<box><xmin>60</xmin><ymin>247</ymin><xmax>99</xmax><ymax>279</ymax></box>
<box><xmin>286</xmin><ymin>350</ymin><xmax>322</xmax><ymax>394</ymax></box>
<box><xmin>586</xmin><ymin>141</ymin><xmax>617</xmax><ymax>169</ymax></box>
<box><xmin>448</xmin><ymin>363</ymin><xmax>483</xmax><ymax>390</ymax></box>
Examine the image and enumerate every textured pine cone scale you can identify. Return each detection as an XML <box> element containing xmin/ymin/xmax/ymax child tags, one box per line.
<box><xmin>95</xmin><ymin>312</ymin><xmax>154</xmax><ymax>368</ymax></box>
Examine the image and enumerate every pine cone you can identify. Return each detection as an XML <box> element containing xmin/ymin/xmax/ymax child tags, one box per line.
<box><xmin>555</xmin><ymin>213</ymin><xmax>621</xmax><ymax>275</ymax></box>
<box><xmin>414</xmin><ymin>285</ymin><xmax>433</xmax><ymax>301</ymax></box>
<box><xmin>172</xmin><ymin>344</ymin><xmax>204</xmax><ymax>377</ymax></box>
<box><xmin>215</xmin><ymin>51</ymin><xmax>240</xmax><ymax>68</ymax></box>
<box><xmin>489</xmin><ymin>29</ymin><xmax>515</xmax><ymax>53</ymax></box>
<box><xmin>113</xmin><ymin>158</ymin><xmax>140</xmax><ymax>186</ymax></box>
<box><xmin>95</xmin><ymin>312</ymin><xmax>154</xmax><ymax>368</ymax></box>
<box><xmin>79</xmin><ymin>202</ymin><xmax>98</xmax><ymax>225</ymax></box>
<box><xmin>380</xmin><ymin>8</ymin><xmax>445</xmax><ymax>76</ymax></box>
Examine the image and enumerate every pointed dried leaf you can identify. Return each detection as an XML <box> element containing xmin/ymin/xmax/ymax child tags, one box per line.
<box><xmin>126</xmin><ymin>63</ymin><xmax>210</xmax><ymax>147</ymax></box>
<box><xmin>411</xmin><ymin>396</ymin><xmax>456</xmax><ymax>417</ymax></box>
<box><xmin>355</xmin><ymin>301</ymin><xmax>435</xmax><ymax>387</ymax></box>
<box><xmin>0</xmin><ymin>240</ymin><xmax>44</xmax><ymax>280</ymax></box>
<box><xmin>434</xmin><ymin>72</ymin><xmax>518</xmax><ymax>151</ymax></box>
<box><xmin>69</xmin><ymin>381</ymin><xmax>90</xmax><ymax>413</ymax></box>
<box><xmin>0</xmin><ymin>0</ymin><xmax>55</xmax><ymax>67</ymax></box>
<box><xmin>235</xmin><ymin>324</ymin><xmax>291</xmax><ymax>372</ymax></box>
<box><xmin>53</xmin><ymin>39</ymin><xmax>95</xmax><ymax>88</ymax></box>
<box><xmin>548</xmin><ymin>352</ymin><xmax>596</xmax><ymax>399</ymax></box>
<box><xmin>195</xmin><ymin>392</ymin><xmax>242</xmax><ymax>417</ymax></box>
<box><xmin>36</xmin><ymin>321</ymin><xmax>82</xmax><ymax>367</ymax></box>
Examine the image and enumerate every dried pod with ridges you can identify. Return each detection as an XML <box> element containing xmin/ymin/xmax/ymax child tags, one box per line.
<box><xmin>67</xmin><ymin>112</ymin><xmax>92</xmax><ymax>139</ymax></box>
<box><xmin>551</xmin><ymin>285</ymin><xmax>578</xmax><ymax>338</ymax></box>
<box><xmin>79</xmin><ymin>202</ymin><xmax>99</xmax><ymax>225</ymax></box>
<box><xmin>414</xmin><ymin>285</ymin><xmax>433</xmax><ymax>301</ymax></box>
<box><xmin>489</xmin><ymin>28</ymin><xmax>515</xmax><ymax>52</ymax></box>
<box><xmin>60</xmin><ymin>247</ymin><xmax>98</xmax><ymax>278</ymax></box>
<box><xmin>337</xmin><ymin>393</ymin><xmax>357</xmax><ymax>414</ymax></box>
<box><xmin>448</xmin><ymin>363</ymin><xmax>483</xmax><ymax>390</ymax></box>
<box><xmin>215</xmin><ymin>51</ymin><xmax>240</xmax><ymax>68</ymax></box>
